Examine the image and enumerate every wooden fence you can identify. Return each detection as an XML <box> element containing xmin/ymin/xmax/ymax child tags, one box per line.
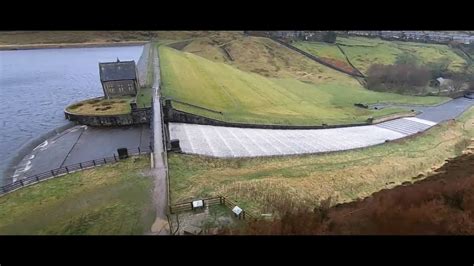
<box><xmin>169</xmin><ymin>195</ymin><xmax>256</xmax><ymax>221</ymax></box>
<box><xmin>0</xmin><ymin>146</ymin><xmax>153</xmax><ymax>197</ymax></box>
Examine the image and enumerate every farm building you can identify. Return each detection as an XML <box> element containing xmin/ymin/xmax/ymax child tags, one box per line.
<box><xmin>99</xmin><ymin>59</ymin><xmax>139</xmax><ymax>99</ymax></box>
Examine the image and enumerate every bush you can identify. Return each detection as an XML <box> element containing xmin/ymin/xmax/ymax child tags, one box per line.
<box><xmin>367</xmin><ymin>63</ymin><xmax>431</xmax><ymax>95</ymax></box>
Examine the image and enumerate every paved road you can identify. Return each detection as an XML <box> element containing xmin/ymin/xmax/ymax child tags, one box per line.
<box><xmin>170</xmin><ymin>97</ymin><xmax>474</xmax><ymax>158</ymax></box>
<box><xmin>149</xmin><ymin>44</ymin><xmax>170</xmax><ymax>235</ymax></box>
<box><xmin>371</xmin><ymin>97</ymin><xmax>474</xmax><ymax>123</ymax></box>
<box><xmin>12</xmin><ymin>125</ymin><xmax>150</xmax><ymax>182</ymax></box>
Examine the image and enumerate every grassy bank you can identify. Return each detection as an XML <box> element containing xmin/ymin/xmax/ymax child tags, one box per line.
<box><xmin>160</xmin><ymin>45</ymin><xmax>448</xmax><ymax>126</ymax></box>
<box><xmin>0</xmin><ymin>156</ymin><xmax>154</xmax><ymax>235</ymax></box>
<box><xmin>224</xmin><ymin>152</ymin><xmax>474</xmax><ymax>235</ymax></box>
<box><xmin>136</xmin><ymin>87</ymin><xmax>153</xmax><ymax>108</ymax></box>
<box><xmin>168</xmin><ymin>107</ymin><xmax>474</xmax><ymax>214</ymax></box>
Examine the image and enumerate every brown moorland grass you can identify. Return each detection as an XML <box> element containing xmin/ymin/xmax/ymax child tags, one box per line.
<box><xmin>221</xmin><ymin>151</ymin><xmax>474</xmax><ymax>235</ymax></box>
<box><xmin>0</xmin><ymin>31</ymin><xmax>212</xmax><ymax>47</ymax></box>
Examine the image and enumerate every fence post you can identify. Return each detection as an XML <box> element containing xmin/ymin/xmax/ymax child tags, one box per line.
<box><xmin>138</xmin><ymin>147</ymin><xmax>141</xmax><ymax>155</ymax></box>
<box><xmin>79</xmin><ymin>163</ymin><xmax>83</xmax><ymax>169</ymax></box>
<box><xmin>65</xmin><ymin>166</ymin><xmax>69</xmax><ymax>174</ymax></box>
<box><xmin>93</xmin><ymin>160</ymin><xmax>96</xmax><ymax>166</ymax></box>
<box><xmin>114</xmin><ymin>154</ymin><xmax>117</xmax><ymax>162</ymax></box>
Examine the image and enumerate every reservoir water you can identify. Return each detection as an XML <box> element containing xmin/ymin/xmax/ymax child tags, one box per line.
<box><xmin>0</xmin><ymin>45</ymin><xmax>144</xmax><ymax>185</ymax></box>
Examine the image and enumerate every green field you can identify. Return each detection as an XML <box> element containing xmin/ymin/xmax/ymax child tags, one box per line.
<box><xmin>293</xmin><ymin>41</ymin><xmax>347</xmax><ymax>62</ymax></box>
<box><xmin>335</xmin><ymin>37</ymin><xmax>468</xmax><ymax>74</ymax></box>
<box><xmin>0</xmin><ymin>156</ymin><xmax>154</xmax><ymax>235</ymax></box>
<box><xmin>160</xmin><ymin>45</ymin><xmax>448</xmax><ymax>126</ymax></box>
<box><xmin>169</xmin><ymin>108</ymin><xmax>474</xmax><ymax>214</ymax></box>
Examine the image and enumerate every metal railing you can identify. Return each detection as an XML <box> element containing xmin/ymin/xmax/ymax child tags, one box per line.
<box><xmin>0</xmin><ymin>146</ymin><xmax>153</xmax><ymax>197</ymax></box>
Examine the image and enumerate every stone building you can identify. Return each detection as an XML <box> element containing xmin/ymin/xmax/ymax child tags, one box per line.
<box><xmin>99</xmin><ymin>59</ymin><xmax>139</xmax><ymax>98</ymax></box>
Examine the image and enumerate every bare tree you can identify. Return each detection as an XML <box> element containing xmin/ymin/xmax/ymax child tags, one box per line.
<box><xmin>450</xmin><ymin>79</ymin><xmax>466</xmax><ymax>92</ymax></box>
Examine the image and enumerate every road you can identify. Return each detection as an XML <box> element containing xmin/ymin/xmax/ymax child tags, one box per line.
<box><xmin>170</xmin><ymin>97</ymin><xmax>474</xmax><ymax>158</ymax></box>
<box><xmin>149</xmin><ymin>44</ymin><xmax>170</xmax><ymax>235</ymax></box>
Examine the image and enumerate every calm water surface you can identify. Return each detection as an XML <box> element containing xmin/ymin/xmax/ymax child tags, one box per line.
<box><xmin>0</xmin><ymin>45</ymin><xmax>144</xmax><ymax>184</ymax></box>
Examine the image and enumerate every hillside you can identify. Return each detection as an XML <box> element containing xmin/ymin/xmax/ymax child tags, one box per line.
<box><xmin>160</xmin><ymin>45</ymin><xmax>448</xmax><ymax>126</ymax></box>
<box><xmin>0</xmin><ymin>31</ymin><xmax>211</xmax><ymax>48</ymax></box>
<box><xmin>294</xmin><ymin>36</ymin><xmax>470</xmax><ymax>76</ymax></box>
<box><xmin>337</xmin><ymin>36</ymin><xmax>469</xmax><ymax>74</ymax></box>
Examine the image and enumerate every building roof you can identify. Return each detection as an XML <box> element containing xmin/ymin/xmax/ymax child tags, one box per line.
<box><xmin>99</xmin><ymin>59</ymin><xmax>137</xmax><ymax>82</ymax></box>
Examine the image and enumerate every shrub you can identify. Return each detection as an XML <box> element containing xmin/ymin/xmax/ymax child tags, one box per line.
<box><xmin>367</xmin><ymin>63</ymin><xmax>431</xmax><ymax>94</ymax></box>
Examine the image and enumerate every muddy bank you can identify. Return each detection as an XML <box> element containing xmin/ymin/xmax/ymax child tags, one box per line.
<box><xmin>0</xmin><ymin>41</ymin><xmax>148</xmax><ymax>51</ymax></box>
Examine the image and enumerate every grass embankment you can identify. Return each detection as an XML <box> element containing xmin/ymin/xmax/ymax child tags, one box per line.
<box><xmin>169</xmin><ymin>107</ymin><xmax>474</xmax><ymax>215</ymax></box>
<box><xmin>335</xmin><ymin>36</ymin><xmax>468</xmax><ymax>74</ymax></box>
<box><xmin>136</xmin><ymin>87</ymin><xmax>153</xmax><ymax>108</ymax></box>
<box><xmin>0</xmin><ymin>156</ymin><xmax>154</xmax><ymax>235</ymax></box>
<box><xmin>66</xmin><ymin>97</ymin><xmax>132</xmax><ymax>115</ymax></box>
<box><xmin>160</xmin><ymin>45</ymin><xmax>448</xmax><ymax>126</ymax></box>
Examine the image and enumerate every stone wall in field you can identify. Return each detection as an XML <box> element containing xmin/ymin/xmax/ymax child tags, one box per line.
<box><xmin>65</xmin><ymin>108</ymin><xmax>152</xmax><ymax>127</ymax></box>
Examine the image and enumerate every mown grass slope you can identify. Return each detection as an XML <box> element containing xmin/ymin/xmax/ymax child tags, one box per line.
<box><xmin>0</xmin><ymin>156</ymin><xmax>154</xmax><ymax>235</ymax></box>
<box><xmin>160</xmin><ymin>45</ymin><xmax>448</xmax><ymax>126</ymax></box>
<box><xmin>168</xmin><ymin>108</ymin><xmax>474</xmax><ymax>214</ymax></box>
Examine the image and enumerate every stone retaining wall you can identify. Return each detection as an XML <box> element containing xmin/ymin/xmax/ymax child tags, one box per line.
<box><xmin>65</xmin><ymin>108</ymin><xmax>152</xmax><ymax>126</ymax></box>
<box><xmin>164</xmin><ymin>100</ymin><xmax>369</xmax><ymax>129</ymax></box>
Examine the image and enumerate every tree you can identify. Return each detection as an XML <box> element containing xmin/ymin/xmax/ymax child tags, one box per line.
<box><xmin>366</xmin><ymin>63</ymin><xmax>430</xmax><ymax>94</ymax></box>
<box><xmin>427</xmin><ymin>57</ymin><xmax>452</xmax><ymax>79</ymax></box>
<box><xmin>450</xmin><ymin>79</ymin><xmax>466</xmax><ymax>92</ymax></box>
<box><xmin>395</xmin><ymin>53</ymin><xmax>418</xmax><ymax>66</ymax></box>
<box><xmin>322</xmin><ymin>31</ymin><xmax>337</xmax><ymax>43</ymax></box>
